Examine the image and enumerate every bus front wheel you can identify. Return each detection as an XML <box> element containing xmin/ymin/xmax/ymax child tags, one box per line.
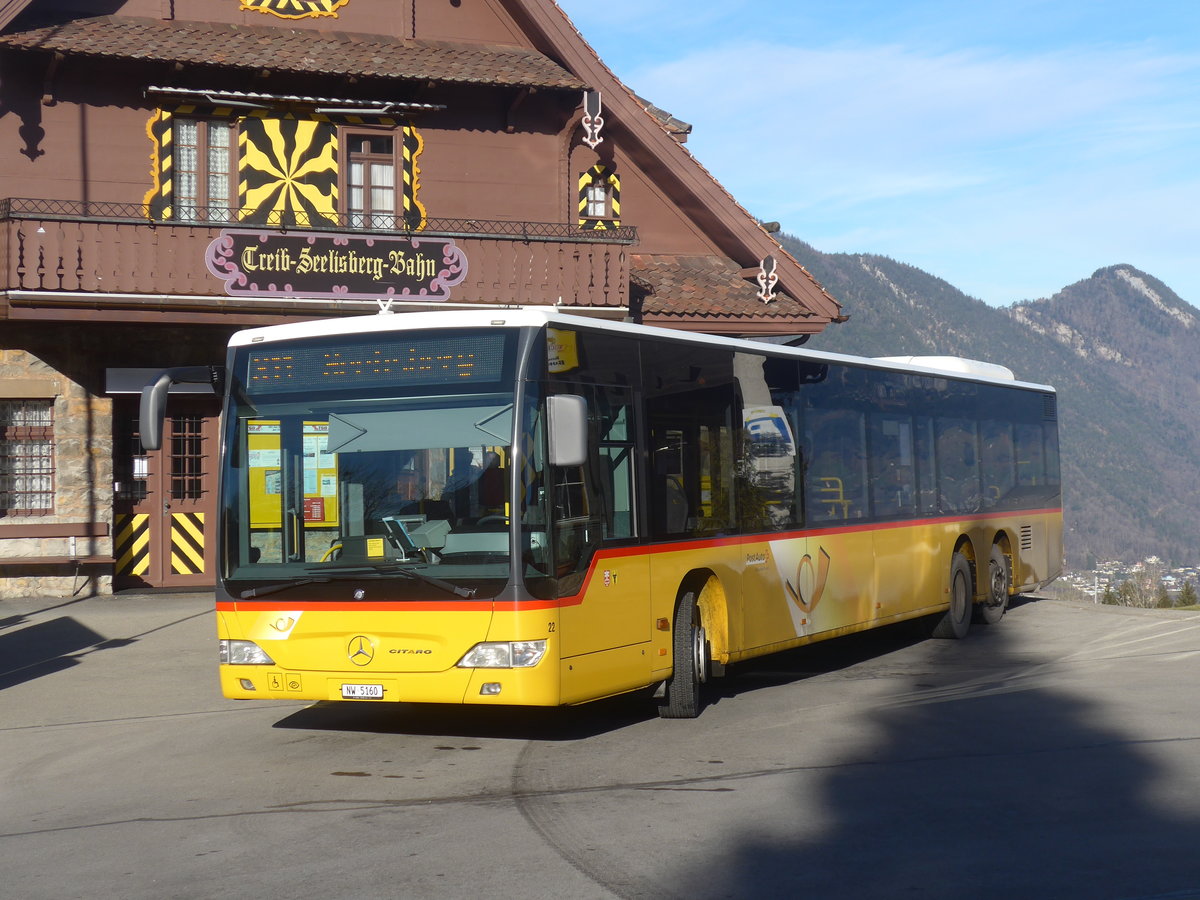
<box><xmin>933</xmin><ymin>552</ymin><xmax>973</xmax><ymax>639</ymax></box>
<box><xmin>658</xmin><ymin>591</ymin><xmax>708</xmax><ymax>718</ymax></box>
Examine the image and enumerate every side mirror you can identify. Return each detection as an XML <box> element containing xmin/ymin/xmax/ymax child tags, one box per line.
<box><xmin>139</xmin><ymin>366</ymin><xmax>223</xmax><ymax>451</ymax></box>
<box><xmin>547</xmin><ymin>394</ymin><xmax>587</xmax><ymax>467</ymax></box>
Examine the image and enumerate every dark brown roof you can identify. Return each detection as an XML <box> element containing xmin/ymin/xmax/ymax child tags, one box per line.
<box><xmin>633</xmin><ymin>94</ymin><xmax>692</xmax><ymax>142</ymax></box>
<box><xmin>0</xmin><ymin>15</ymin><xmax>587</xmax><ymax>90</ymax></box>
<box><xmin>633</xmin><ymin>254</ymin><xmax>835</xmax><ymax>331</ymax></box>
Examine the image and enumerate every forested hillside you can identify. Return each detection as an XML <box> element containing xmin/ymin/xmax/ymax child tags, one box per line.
<box><xmin>782</xmin><ymin>235</ymin><xmax>1200</xmax><ymax>567</ymax></box>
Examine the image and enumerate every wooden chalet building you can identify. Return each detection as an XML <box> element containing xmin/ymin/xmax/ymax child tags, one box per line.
<box><xmin>0</xmin><ymin>0</ymin><xmax>842</xmax><ymax>596</ymax></box>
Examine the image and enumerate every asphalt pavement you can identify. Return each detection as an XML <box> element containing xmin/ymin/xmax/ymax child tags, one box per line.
<box><xmin>3</xmin><ymin>591</ymin><xmax>1200</xmax><ymax>899</ymax></box>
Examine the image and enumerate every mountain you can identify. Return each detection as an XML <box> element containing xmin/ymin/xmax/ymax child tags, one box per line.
<box><xmin>781</xmin><ymin>236</ymin><xmax>1200</xmax><ymax>568</ymax></box>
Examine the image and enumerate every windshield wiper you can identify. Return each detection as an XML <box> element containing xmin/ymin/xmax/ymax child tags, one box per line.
<box><xmin>306</xmin><ymin>562</ymin><xmax>477</xmax><ymax>598</ymax></box>
<box><xmin>239</xmin><ymin>577</ymin><xmax>331</xmax><ymax>599</ymax></box>
<box><xmin>380</xmin><ymin>564</ymin><xmax>477</xmax><ymax>599</ymax></box>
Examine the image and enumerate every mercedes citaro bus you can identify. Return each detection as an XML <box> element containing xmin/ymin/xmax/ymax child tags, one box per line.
<box><xmin>141</xmin><ymin>307</ymin><xmax>1061</xmax><ymax>717</ymax></box>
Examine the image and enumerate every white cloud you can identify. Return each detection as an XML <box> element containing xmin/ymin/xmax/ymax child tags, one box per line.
<box><xmin>612</xmin><ymin>38</ymin><xmax>1200</xmax><ymax>304</ymax></box>
<box><xmin>556</xmin><ymin>0</ymin><xmax>1200</xmax><ymax>305</ymax></box>
<box><xmin>637</xmin><ymin>41</ymin><xmax>1196</xmax><ymax>184</ymax></box>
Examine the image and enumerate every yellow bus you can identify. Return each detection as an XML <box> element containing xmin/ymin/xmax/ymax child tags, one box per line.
<box><xmin>142</xmin><ymin>308</ymin><xmax>1062</xmax><ymax>717</ymax></box>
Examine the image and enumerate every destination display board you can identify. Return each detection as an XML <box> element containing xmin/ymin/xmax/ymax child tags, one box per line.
<box><xmin>244</xmin><ymin>331</ymin><xmax>510</xmax><ymax>394</ymax></box>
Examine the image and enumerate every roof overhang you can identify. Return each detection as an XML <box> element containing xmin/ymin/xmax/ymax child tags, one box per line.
<box><xmin>0</xmin><ymin>15</ymin><xmax>588</xmax><ymax>91</ymax></box>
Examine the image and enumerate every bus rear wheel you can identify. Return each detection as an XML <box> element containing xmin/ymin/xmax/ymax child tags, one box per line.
<box><xmin>932</xmin><ymin>552</ymin><xmax>973</xmax><ymax>639</ymax></box>
<box><xmin>975</xmin><ymin>544</ymin><xmax>1010</xmax><ymax>625</ymax></box>
<box><xmin>658</xmin><ymin>591</ymin><xmax>708</xmax><ymax>719</ymax></box>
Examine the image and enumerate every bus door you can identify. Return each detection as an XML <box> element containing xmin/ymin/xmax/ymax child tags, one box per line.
<box><xmin>555</xmin><ymin>385</ymin><xmax>650</xmax><ymax>658</ymax></box>
<box><xmin>801</xmin><ymin>406</ymin><xmax>876</xmax><ymax>631</ymax></box>
<box><xmin>114</xmin><ymin>396</ymin><xmax>219</xmax><ymax>589</ymax></box>
<box><xmin>739</xmin><ymin>401</ymin><xmax>806</xmax><ymax>649</ymax></box>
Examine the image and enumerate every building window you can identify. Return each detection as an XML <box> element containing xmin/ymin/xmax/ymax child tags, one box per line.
<box><xmin>0</xmin><ymin>400</ymin><xmax>55</xmax><ymax>516</ymax></box>
<box><xmin>171</xmin><ymin>415</ymin><xmax>205</xmax><ymax>501</ymax></box>
<box><xmin>175</xmin><ymin>117</ymin><xmax>237</xmax><ymax>222</ymax></box>
<box><xmin>585</xmin><ymin>182</ymin><xmax>610</xmax><ymax>218</ymax></box>
<box><xmin>578</xmin><ymin>164</ymin><xmax>621</xmax><ymax>230</ymax></box>
<box><xmin>345</xmin><ymin>132</ymin><xmax>397</xmax><ymax>228</ymax></box>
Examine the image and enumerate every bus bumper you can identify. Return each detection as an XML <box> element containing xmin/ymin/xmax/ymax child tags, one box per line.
<box><xmin>219</xmin><ymin>662</ymin><xmax>563</xmax><ymax>707</ymax></box>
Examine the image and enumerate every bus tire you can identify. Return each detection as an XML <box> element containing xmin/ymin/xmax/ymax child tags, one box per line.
<box><xmin>975</xmin><ymin>544</ymin><xmax>1010</xmax><ymax>625</ymax></box>
<box><xmin>658</xmin><ymin>591</ymin><xmax>708</xmax><ymax>718</ymax></box>
<box><xmin>933</xmin><ymin>552</ymin><xmax>972</xmax><ymax>639</ymax></box>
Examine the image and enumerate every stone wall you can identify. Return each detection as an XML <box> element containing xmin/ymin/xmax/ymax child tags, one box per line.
<box><xmin>0</xmin><ymin>341</ymin><xmax>113</xmax><ymax>598</ymax></box>
<box><xmin>0</xmin><ymin>320</ymin><xmax>237</xmax><ymax>599</ymax></box>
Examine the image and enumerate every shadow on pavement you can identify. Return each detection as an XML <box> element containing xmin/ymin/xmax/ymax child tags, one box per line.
<box><xmin>667</xmin><ymin>598</ymin><xmax>1200</xmax><ymax>900</ymax></box>
<box><xmin>0</xmin><ymin>598</ymin><xmax>209</xmax><ymax>692</ymax></box>
<box><xmin>272</xmin><ymin>605</ymin><xmax>1035</xmax><ymax>741</ymax></box>
<box><xmin>273</xmin><ymin>690</ymin><xmax>658</xmax><ymax>742</ymax></box>
<box><xmin>0</xmin><ymin>617</ymin><xmax>107</xmax><ymax>690</ymax></box>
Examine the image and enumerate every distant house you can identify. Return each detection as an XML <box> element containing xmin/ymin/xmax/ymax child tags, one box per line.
<box><xmin>0</xmin><ymin>0</ymin><xmax>841</xmax><ymax>596</ymax></box>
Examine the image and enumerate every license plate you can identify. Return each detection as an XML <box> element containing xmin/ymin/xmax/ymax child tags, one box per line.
<box><xmin>341</xmin><ymin>683</ymin><xmax>384</xmax><ymax>700</ymax></box>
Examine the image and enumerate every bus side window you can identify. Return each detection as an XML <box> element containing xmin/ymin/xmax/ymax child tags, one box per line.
<box><xmin>650</xmin><ymin>427</ymin><xmax>688</xmax><ymax>535</ymax></box>
<box><xmin>937</xmin><ymin>417</ymin><xmax>981</xmax><ymax>514</ymax></box>
<box><xmin>980</xmin><ymin>420</ymin><xmax>1016</xmax><ymax>508</ymax></box>
<box><xmin>744</xmin><ymin>355</ymin><xmax>801</xmax><ymax>532</ymax></box>
<box><xmin>869</xmin><ymin>414</ymin><xmax>916</xmax><ymax>518</ymax></box>
<box><xmin>806</xmin><ymin>409</ymin><xmax>867</xmax><ymax>520</ymax></box>
<box><xmin>1015</xmin><ymin>423</ymin><xmax>1045</xmax><ymax>486</ymax></box>
<box><xmin>643</xmin><ymin>341</ymin><xmax>737</xmax><ymax>538</ymax></box>
<box><xmin>914</xmin><ymin>415</ymin><xmax>939</xmax><ymax>515</ymax></box>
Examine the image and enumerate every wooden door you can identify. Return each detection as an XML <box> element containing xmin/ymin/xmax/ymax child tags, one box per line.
<box><xmin>113</xmin><ymin>396</ymin><xmax>219</xmax><ymax>589</ymax></box>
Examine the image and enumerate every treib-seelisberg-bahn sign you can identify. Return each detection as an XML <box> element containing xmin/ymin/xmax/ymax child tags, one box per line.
<box><xmin>205</xmin><ymin>230</ymin><xmax>469</xmax><ymax>301</ymax></box>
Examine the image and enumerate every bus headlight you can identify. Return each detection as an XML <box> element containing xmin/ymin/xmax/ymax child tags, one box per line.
<box><xmin>219</xmin><ymin>639</ymin><xmax>276</xmax><ymax>666</ymax></box>
<box><xmin>457</xmin><ymin>640</ymin><xmax>547</xmax><ymax>669</ymax></box>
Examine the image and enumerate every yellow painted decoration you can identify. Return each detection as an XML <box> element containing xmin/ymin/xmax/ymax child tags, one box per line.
<box><xmin>142</xmin><ymin>109</ymin><xmax>166</xmax><ymax>215</ymax></box>
<box><xmin>578</xmin><ymin>164</ymin><xmax>621</xmax><ymax>230</ymax></box>
<box><xmin>240</xmin><ymin>0</ymin><xmax>348</xmax><ymax>19</ymax></box>
<box><xmin>240</xmin><ymin>114</ymin><xmax>338</xmax><ymax>227</ymax></box>
<box><xmin>402</xmin><ymin>124</ymin><xmax>427</xmax><ymax>228</ymax></box>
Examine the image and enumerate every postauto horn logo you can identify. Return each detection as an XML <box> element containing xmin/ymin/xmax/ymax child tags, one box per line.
<box><xmin>347</xmin><ymin>635</ymin><xmax>375</xmax><ymax>666</ymax></box>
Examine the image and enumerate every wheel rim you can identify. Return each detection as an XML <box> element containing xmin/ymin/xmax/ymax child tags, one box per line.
<box><xmin>988</xmin><ymin>559</ymin><xmax>1007</xmax><ymax>607</ymax></box>
<box><xmin>693</xmin><ymin>625</ymin><xmax>709</xmax><ymax>685</ymax></box>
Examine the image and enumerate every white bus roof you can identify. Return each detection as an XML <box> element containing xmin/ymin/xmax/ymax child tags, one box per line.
<box><xmin>228</xmin><ymin>306</ymin><xmax>1054</xmax><ymax>392</ymax></box>
<box><xmin>873</xmin><ymin>356</ymin><xmax>1016</xmax><ymax>381</ymax></box>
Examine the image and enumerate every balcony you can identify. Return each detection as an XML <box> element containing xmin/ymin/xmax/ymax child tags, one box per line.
<box><xmin>0</xmin><ymin>199</ymin><xmax>637</xmax><ymax>323</ymax></box>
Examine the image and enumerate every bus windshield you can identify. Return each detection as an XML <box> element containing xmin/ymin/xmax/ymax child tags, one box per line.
<box><xmin>220</xmin><ymin>328</ymin><xmax>520</xmax><ymax>599</ymax></box>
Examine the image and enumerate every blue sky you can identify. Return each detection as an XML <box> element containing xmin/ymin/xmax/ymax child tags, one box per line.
<box><xmin>555</xmin><ymin>0</ymin><xmax>1200</xmax><ymax>308</ymax></box>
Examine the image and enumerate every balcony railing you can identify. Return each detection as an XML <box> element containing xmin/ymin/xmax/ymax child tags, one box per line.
<box><xmin>0</xmin><ymin>198</ymin><xmax>635</xmax><ymax>313</ymax></box>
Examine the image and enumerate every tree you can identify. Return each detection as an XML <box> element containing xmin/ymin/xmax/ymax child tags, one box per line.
<box><xmin>1117</xmin><ymin>580</ymin><xmax>1139</xmax><ymax>607</ymax></box>
<box><xmin>1155</xmin><ymin>583</ymin><xmax>1173</xmax><ymax>609</ymax></box>
<box><xmin>1179</xmin><ymin>581</ymin><xmax>1199</xmax><ymax>609</ymax></box>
